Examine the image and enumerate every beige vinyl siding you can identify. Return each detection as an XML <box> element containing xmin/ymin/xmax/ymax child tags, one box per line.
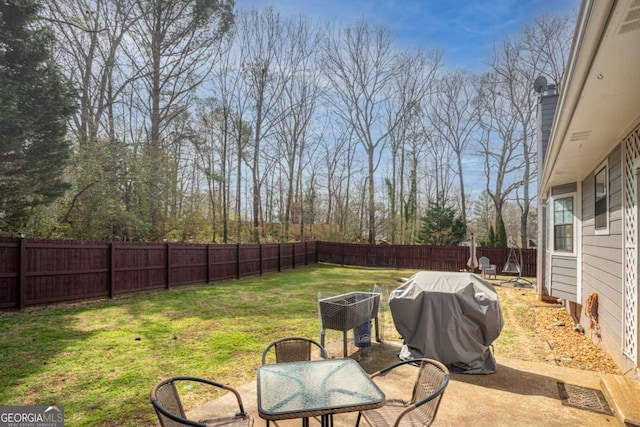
<box><xmin>580</xmin><ymin>144</ymin><xmax>623</xmax><ymax>362</ymax></box>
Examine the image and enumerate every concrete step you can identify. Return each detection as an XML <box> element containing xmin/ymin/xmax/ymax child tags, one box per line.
<box><xmin>601</xmin><ymin>373</ymin><xmax>640</xmax><ymax>427</ymax></box>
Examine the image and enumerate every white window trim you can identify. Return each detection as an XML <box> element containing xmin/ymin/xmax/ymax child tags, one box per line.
<box><xmin>594</xmin><ymin>159</ymin><xmax>610</xmax><ymax>235</ymax></box>
<box><xmin>550</xmin><ymin>191</ymin><xmax>578</xmax><ymax>258</ymax></box>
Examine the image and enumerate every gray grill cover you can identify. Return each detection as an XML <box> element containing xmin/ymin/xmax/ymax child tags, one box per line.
<box><xmin>390</xmin><ymin>271</ymin><xmax>503</xmax><ymax>374</ymax></box>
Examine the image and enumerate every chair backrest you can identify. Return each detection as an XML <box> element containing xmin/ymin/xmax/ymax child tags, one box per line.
<box><xmin>410</xmin><ymin>359</ymin><xmax>450</xmax><ymax>426</ymax></box>
<box><xmin>151</xmin><ymin>376</ymin><xmax>249</xmax><ymax>427</ymax></box>
<box><xmin>479</xmin><ymin>256</ymin><xmax>490</xmax><ymax>269</ymax></box>
<box><xmin>151</xmin><ymin>378</ymin><xmax>192</xmax><ymax>427</ymax></box>
<box><xmin>262</xmin><ymin>336</ymin><xmax>328</xmax><ymax>364</ymax></box>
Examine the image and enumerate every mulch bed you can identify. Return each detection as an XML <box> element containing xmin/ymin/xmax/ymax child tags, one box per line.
<box><xmin>509</xmin><ymin>287</ymin><xmax>620</xmax><ymax>374</ymax></box>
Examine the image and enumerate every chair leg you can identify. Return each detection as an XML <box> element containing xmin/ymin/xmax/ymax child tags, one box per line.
<box><xmin>342</xmin><ymin>330</ymin><xmax>347</xmax><ymax>357</ymax></box>
<box><xmin>355</xmin><ymin>412</ymin><xmax>361</xmax><ymax>427</ymax></box>
<box><xmin>374</xmin><ymin>317</ymin><xmax>380</xmax><ymax>342</ymax></box>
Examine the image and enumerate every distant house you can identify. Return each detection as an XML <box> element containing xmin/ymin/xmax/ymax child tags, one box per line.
<box><xmin>537</xmin><ymin>0</ymin><xmax>640</xmax><ymax>376</ymax></box>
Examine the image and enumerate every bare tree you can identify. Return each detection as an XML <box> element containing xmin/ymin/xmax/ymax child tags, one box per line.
<box><xmin>476</xmin><ymin>71</ymin><xmax>524</xmax><ymax>235</ymax></box>
<box><xmin>423</xmin><ymin>134</ymin><xmax>456</xmax><ymax>208</ymax></box>
<box><xmin>237</xmin><ymin>8</ymin><xmax>289</xmax><ymax>242</ymax></box>
<box><xmin>298</xmin><ymin>137</ymin><xmax>321</xmax><ymax>240</ymax></box>
<box><xmin>193</xmin><ymin>98</ymin><xmax>226</xmax><ymax>241</ymax></box>
<box><xmin>490</xmin><ymin>38</ymin><xmax>537</xmax><ymax>247</ymax></box>
<box><xmin>45</xmin><ymin>0</ymin><xmax>139</xmax><ymax>147</ymax></box>
<box><xmin>203</xmin><ymin>30</ymin><xmax>244</xmax><ymax>243</ymax></box>
<box><xmin>385</xmin><ymin>51</ymin><xmax>440</xmax><ymax>244</ymax></box>
<box><xmin>429</xmin><ymin>70</ymin><xmax>479</xmax><ymax>223</ymax></box>
<box><xmin>323</xmin><ymin>20</ymin><xmax>439</xmax><ymax>243</ymax></box>
<box><xmin>321</xmin><ymin>123</ymin><xmax>363</xmax><ymax>240</ymax></box>
<box><xmin>127</xmin><ymin>0</ymin><xmax>233</xmax><ymax>239</ymax></box>
<box><xmin>43</xmin><ymin>0</ymin><xmax>142</xmax><ymax>239</ymax></box>
<box><xmin>403</xmin><ymin>120</ymin><xmax>432</xmax><ymax>243</ymax></box>
<box><xmin>323</xmin><ymin>20</ymin><xmax>394</xmax><ymax>244</ymax></box>
<box><xmin>489</xmin><ymin>13</ymin><xmax>572</xmax><ymax>247</ymax></box>
<box><xmin>272</xmin><ymin>16</ymin><xmax>322</xmax><ymax>240</ymax></box>
<box><xmin>522</xmin><ymin>13</ymin><xmax>573</xmax><ymax>86</ymax></box>
<box><xmin>216</xmin><ymin>27</ymin><xmax>254</xmax><ymax>243</ymax></box>
<box><xmin>36</xmin><ymin>4</ymin><xmax>573</xmax><ymax>244</ymax></box>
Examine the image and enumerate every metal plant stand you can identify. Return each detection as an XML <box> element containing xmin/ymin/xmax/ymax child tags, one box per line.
<box><xmin>318</xmin><ymin>292</ymin><xmax>381</xmax><ymax>357</ymax></box>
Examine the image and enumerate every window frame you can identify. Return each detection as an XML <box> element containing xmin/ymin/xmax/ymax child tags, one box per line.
<box><xmin>551</xmin><ymin>192</ymin><xmax>577</xmax><ymax>257</ymax></box>
<box><xmin>594</xmin><ymin>160</ymin><xmax>609</xmax><ymax>235</ymax></box>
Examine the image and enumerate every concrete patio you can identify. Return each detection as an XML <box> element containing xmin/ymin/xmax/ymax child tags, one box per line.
<box><xmin>190</xmin><ymin>340</ymin><xmax>640</xmax><ymax>427</ymax></box>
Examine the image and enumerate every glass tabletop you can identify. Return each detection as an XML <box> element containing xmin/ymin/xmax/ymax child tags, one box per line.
<box><xmin>257</xmin><ymin>358</ymin><xmax>385</xmax><ymax>420</ymax></box>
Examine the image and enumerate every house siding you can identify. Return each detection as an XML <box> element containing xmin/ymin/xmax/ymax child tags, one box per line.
<box><xmin>580</xmin><ymin>144</ymin><xmax>625</xmax><ymax>368</ymax></box>
<box><xmin>552</xmin><ymin>183</ymin><xmax>577</xmax><ymax>196</ymax></box>
<box><xmin>549</xmin><ymin>182</ymin><xmax>578</xmax><ymax>302</ymax></box>
<box><xmin>537</xmin><ymin>0</ymin><xmax>640</xmax><ymax>375</ymax></box>
<box><xmin>550</xmin><ymin>256</ymin><xmax>577</xmax><ymax>301</ymax></box>
<box><xmin>537</xmin><ymin>90</ymin><xmax>559</xmax><ymax>172</ymax></box>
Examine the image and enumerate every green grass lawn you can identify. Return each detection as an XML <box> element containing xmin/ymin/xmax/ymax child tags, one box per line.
<box><xmin>0</xmin><ymin>264</ymin><xmax>416</xmax><ymax>426</ymax></box>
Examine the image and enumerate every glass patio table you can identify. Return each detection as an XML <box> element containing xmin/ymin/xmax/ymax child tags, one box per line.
<box><xmin>257</xmin><ymin>358</ymin><xmax>385</xmax><ymax>427</ymax></box>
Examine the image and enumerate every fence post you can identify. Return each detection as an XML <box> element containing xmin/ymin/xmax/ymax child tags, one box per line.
<box><xmin>206</xmin><ymin>245</ymin><xmax>211</xmax><ymax>284</ymax></box>
<box><xmin>292</xmin><ymin>243</ymin><xmax>296</xmax><ymax>269</ymax></box>
<box><xmin>423</xmin><ymin>245</ymin><xmax>429</xmax><ymax>270</ymax></box>
<box><xmin>305</xmin><ymin>241</ymin><xmax>308</xmax><ymax>265</ymax></box>
<box><xmin>19</xmin><ymin>238</ymin><xmax>26</xmax><ymax>310</ymax></box>
<box><xmin>109</xmin><ymin>242</ymin><xmax>115</xmax><ymax>299</ymax></box>
<box><xmin>394</xmin><ymin>245</ymin><xmax>398</xmax><ymax>269</ymax></box>
<box><xmin>260</xmin><ymin>244</ymin><xmax>263</xmax><ymax>275</ymax></box>
<box><xmin>236</xmin><ymin>243</ymin><xmax>241</xmax><ymax>279</ymax></box>
<box><xmin>278</xmin><ymin>244</ymin><xmax>281</xmax><ymax>272</ymax></box>
<box><xmin>166</xmin><ymin>243</ymin><xmax>171</xmax><ymax>289</ymax></box>
<box><xmin>365</xmin><ymin>244</ymin><xmax>369</xmax><ymax>267</ymax></box>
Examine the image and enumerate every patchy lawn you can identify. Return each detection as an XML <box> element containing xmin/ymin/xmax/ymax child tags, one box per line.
<box><xmin>0</xmin><ymin>265</ymin><xmax>619</xmax><ymax>426</ymax></box>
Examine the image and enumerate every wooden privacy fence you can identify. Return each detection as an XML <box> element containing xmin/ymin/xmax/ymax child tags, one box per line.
<box><xmin>0</xmin><ymin>238</ymin><xmax>536</xmax><ymax>310</ymax></box>
<box><xmin>317</xmin><ymin>242</ymin><xmax>537</xmax><ymax>277</ymax></box>
<box><xmin>0</xmin><ymin>238</ymin><xmax>317</xmax><ymax>310</ymax></box>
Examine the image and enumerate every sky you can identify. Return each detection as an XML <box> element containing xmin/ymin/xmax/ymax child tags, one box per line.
<box><xmin>234</xmin><ymin>0</ymin><xmax>580</xmax><ymax>73</ymax></box>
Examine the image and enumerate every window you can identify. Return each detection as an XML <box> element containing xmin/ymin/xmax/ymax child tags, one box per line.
<box><xmin>554</xmin><ymin>196</ymin><xmax>574</xmax><ymax>252</ymax></box>
<box><xmin>594</xmin><ymin>164</ymin><xmax>608</xmax><ymax>231</ymax></box>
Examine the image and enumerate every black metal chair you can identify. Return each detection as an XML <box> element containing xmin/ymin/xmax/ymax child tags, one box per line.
<box><xmin>151</xmin><ymin>376</ymin><xmax>253</xmax><ymax>427</ymax></box>
<box><xmin>356</xmin><ymin>358</ymin><xmax>450</xmax><ymax>427</ymax></box>
<box><xmin>261</xmin><ymin>336</ymin><xmax>329</xmax><ymax>365</ymax></box>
